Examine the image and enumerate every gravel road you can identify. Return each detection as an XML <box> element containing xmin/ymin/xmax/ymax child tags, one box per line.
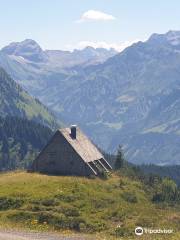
<box><xmin>0</xmin><ymin>230</ymin><xmax>93</xmax><ymax>240</ymax></box>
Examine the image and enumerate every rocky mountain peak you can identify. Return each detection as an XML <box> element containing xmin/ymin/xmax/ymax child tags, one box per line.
<box><xmin>1</xmin><ymin>39</ymin><xmax>48</xmax><ymax>62</ymax></box>
<box><xmin>148</xmin><ymin>30</ymin><xmax>180</xmax><ymax>46</ymax></box>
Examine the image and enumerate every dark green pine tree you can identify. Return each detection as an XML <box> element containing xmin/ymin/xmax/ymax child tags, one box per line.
<box><xmin>114</xmin><ymin>145</ymin><xmax>125</xmax><ymax>170</ymax></box>
<box><xmin>1</xmin><ymin>138</ymin><xmax>10</xmax><ymax>169</ymax></box>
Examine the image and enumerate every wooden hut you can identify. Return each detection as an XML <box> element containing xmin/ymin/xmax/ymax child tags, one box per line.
<box><xmin>31</xmin><ymin>125</ymin><xmax>112</xmax><ymax>176</ymax></box>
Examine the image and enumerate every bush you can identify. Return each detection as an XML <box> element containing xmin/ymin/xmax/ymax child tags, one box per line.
<box><xmin>52</xmin><ymin>215</ymin><xmax>85</xmax><ymax>231</ymax></box>
<box><xmin>0</xmin><ymin>197</ymin><xmax>24</xmax><ymax>210</ymax></box>
<box><xmin>40</xmin><ymin>198</ymin><xmax>58</xmax><ymax>206</ymax></box>
<box><xmin>61</xmin><ymin>206</ymin><xmax>80</xmax><ymax>217</ymax></box>
<box><xmin>161</xmin><ymin>178</ymin><xmax>177</xmax><ymax>201</ymax></box>
<box><xmin>54</xmin><ymin>193</ymin><xmax>77</xmax><ymax>202</ymax></box>
<box><xmin>37</xmin><ymin>211</ymin><xmax>85</xmax><ymax>231</ymax></box>
<box><xmin>152</xmin><ymin>178</ymin><xmax>178</xmax><ymax>203</ymax></box>
<box><xmin>99</xmin><ymin>170</ymin><xmax>109</xmax><ymax>180</ymax></box>
<box><xmin>25</xmin><ymin>204</ymin><xmax>49</xmax><ymax>212</ymax></box>
<box><xmin>7</xmin><ymin>211</ymin><xmax>34</xmax><ymax>222</ymax></box>
<box><xmin>67</xmin><ymin>217</ymin><xmax>85</xmax><ymax>231</ymax></box>
<box><xmin>121</xmin><ymin>192</ymin><xmax>138</xmax><ymax>203</ymax></box>
<box><xmin>37</xmin><ymin>211</ymin><xmax>53</xmax><ymax>224</ymax></box>
<box><xmin>84</xmin><ymin>219</ymin><xmax>107</xmax><ymax>233</ymax></box>
<box><xmin>114</xmin><ymin>225</ymin><xmax>131</xmax><ymax>237</ymax></box>
<box><xmin>152</xmin><ymin>192</ymin><xmax>164</xmax><ymax>202</ymax></box>
<box><xmin>119</xmin><ymin>179</ymin><xmax>126</xmax><ymax>188</ymax></box>
<box><xmin>107</xmin><ymin>209</ymin><xmax>126</xmax><ymax>222</ymax></box>
<box><xmin>136</xmin><ymin>216</ymin><xmax>158</xmax><ymax>227</ymax></box>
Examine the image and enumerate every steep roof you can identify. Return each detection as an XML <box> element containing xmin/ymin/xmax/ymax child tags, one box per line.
<box><xmin>59</xmin><ymin>127</ymin><xmax>104</xmax><ymax>163</ymax></box>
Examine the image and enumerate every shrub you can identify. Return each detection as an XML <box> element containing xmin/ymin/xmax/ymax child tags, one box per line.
<box><xmin>161</xmin><ymin>178</ymin><xmax>177</xmax><ymax>201</ymax></box>
<box><xmin>136</xmin><ymin>216</ymin><xmax>158</xmax><ymax>227</ymax></box>
<box><xmin>54</xmin><ymin>193</ymin><xmax>77</xmax><ymax>202</ymax></box>
<box><xmin>36</xmin><ymin>211</ymin><xmax>85</xmax><ymax>231</ymax></box>
<box><xmin>52</xmin><ymin>215</ymin><xmax>85</xmax><ymax>231</ymax></box>
<box><xmin>152</xmin><ymin>192</ymin><xmax>164</xmax><ymax>202</ymax></box>
<box><xmin>107</xmin><ymin>209</ymin><xmax>126</xmax><ymax>221</ymax></box>
<box><xmin>114</xmin><ymin>225</ymin><xmax>131</xmax><ymax>237</ymax></box>
<box><xmin>0</xmin><ymin>197</ymin><xmax>24</xmax><ymax>210</ymax></box>
<box><xmin>91</xmin><ymin>199</ymin><xmax>109</xmax><ymax>209</ymax></box>
<box><xmin>25</xmin><ymin>204</ymin><xmax>49</xmax><ymax>212</ymax></box>
<box><xmin>121</xmin><ymin>192</ymin><xmax>138</xmax><ymax>203</ymax></box>
<box><xmin>67</xmin><ymin>217</ymin><xmax>85</xmax><ymax>231</ymax></box>
<box><xmin>84</xmin><ymin>219</ymin><xmax>107</xmax><ymax>233</ymax></box>
<box><xmin>119</xmin><ymin>179</ymin><xmax>126</xmax><ymax>188</ymax></box>
<box><xmin>40</xmin><ymin>198</ymin><xmax>58</xmax><ymax>206</ymax></box>
<box><xmin>99</xmin><ymin>170</ymin><xmax>109</xmax><ymax>180</ymax></box>
<box><xmin>7</xmin><ymin>211</ymin><xmax>34</xmax><ymax>222</ymax></box>
<box><xmin>152</xmin><ymin>178</ymin><xmax>178</xmax><ymax>203</ymax></box>
<box><xmin>37</xmin><ymin>211</ymin><xmax>53</xmax><ymax>224</ymax></box>
<box><xmin>62</xmin><ymin>207</ymin><xmax>80</xmax><ymax>217</ymax></box>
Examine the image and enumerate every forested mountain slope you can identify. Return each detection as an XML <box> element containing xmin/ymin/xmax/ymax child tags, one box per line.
<box><xmin>0</xmin><ymin>67</ymin><xmax>57</xmax><ymax>129</ymax></box>
<box><xmin>0</xmin><ymin>116</ymin><xmax>53</xmax><ymax>170</ymax></box>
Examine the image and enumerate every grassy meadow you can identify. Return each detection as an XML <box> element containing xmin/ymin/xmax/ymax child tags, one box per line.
<box><xmin>0</xmin><ymin>171</ymin><xmax>179</xmax><ymax>239</ymax></box>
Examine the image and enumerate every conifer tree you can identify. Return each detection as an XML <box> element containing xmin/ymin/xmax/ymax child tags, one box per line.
<box><xmin>114</xmin><ymin>145</ymin><xmax>125</xmax><ymax>170</ymax></box>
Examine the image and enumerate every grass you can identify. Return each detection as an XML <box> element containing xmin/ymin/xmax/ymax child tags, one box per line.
<box><xmin>0</xmin><ymin>171</ymin><xmax>179</xmax><ymax>239</ymax></box>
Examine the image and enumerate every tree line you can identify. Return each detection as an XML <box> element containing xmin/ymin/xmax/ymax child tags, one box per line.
<box><xmin>0</xmin><ymin>116</ymin><xmax>53</xmax><ymax>170</ymax></box>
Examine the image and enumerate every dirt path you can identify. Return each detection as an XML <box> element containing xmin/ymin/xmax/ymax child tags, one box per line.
<box><xmin>0</xmin><ymin>230</ymin><xmax>92</xmax><ymax>240</ymax></box>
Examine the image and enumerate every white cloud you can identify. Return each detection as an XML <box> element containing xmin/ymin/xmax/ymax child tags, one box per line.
<box><xmin>77</xmin><ymin>10</ymin><xmax>115</xmax><ymax>22</ymax></box>
<box><xmin>65</xmin><ymin>39</ymin><xmax>142</xmax><ymax>52</ymax></box>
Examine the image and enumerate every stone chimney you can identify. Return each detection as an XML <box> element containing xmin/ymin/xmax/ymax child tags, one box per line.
<box><xmin>71</xmin><ymin>125</ymin><xmax>77</xmax><ymax>139</ymax></box>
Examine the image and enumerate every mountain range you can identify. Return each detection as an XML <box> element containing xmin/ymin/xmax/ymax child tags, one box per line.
<box><xmin>0</xmin><ymin>31</ymin><xmax>180</xmax><ymax>165</ymax></box>
<box><xmin>1</xmin><ymin>39</ymin><xmax>117</xmax><ymax>66</ymax></box>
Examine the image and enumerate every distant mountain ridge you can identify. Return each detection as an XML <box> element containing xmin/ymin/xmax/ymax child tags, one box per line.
<box><xmin>1</xmin><ymin>39</ymin><xmax>117</xmax><ymax>67</ymax></box>
<box><xmin>46</xmin><ymin>46</ymin><xmax>117</xmax><ymax>68</ymax></box>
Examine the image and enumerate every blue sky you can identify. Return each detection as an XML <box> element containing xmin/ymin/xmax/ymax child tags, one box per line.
<box><xmin>0</xmin><ymin>0</ymin><xmax>180</xmax><ymax>50</ymax></box>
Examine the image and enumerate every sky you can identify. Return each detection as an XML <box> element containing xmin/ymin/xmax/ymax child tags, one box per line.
<box><xmin>0</xmin><ymin>0</ymin><xmax>180</xmax><ymax>51</ymax></box>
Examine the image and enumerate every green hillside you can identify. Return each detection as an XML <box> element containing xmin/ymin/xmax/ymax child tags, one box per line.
<box><xmin>0</xmin><ymin>67</ymin><xmax>57</xmax><ymax>129</ymax></box>
<box><xmin>0</xmin><ymin>172</ymin><xmax>179</xmax><ymax>239</ymax></box>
